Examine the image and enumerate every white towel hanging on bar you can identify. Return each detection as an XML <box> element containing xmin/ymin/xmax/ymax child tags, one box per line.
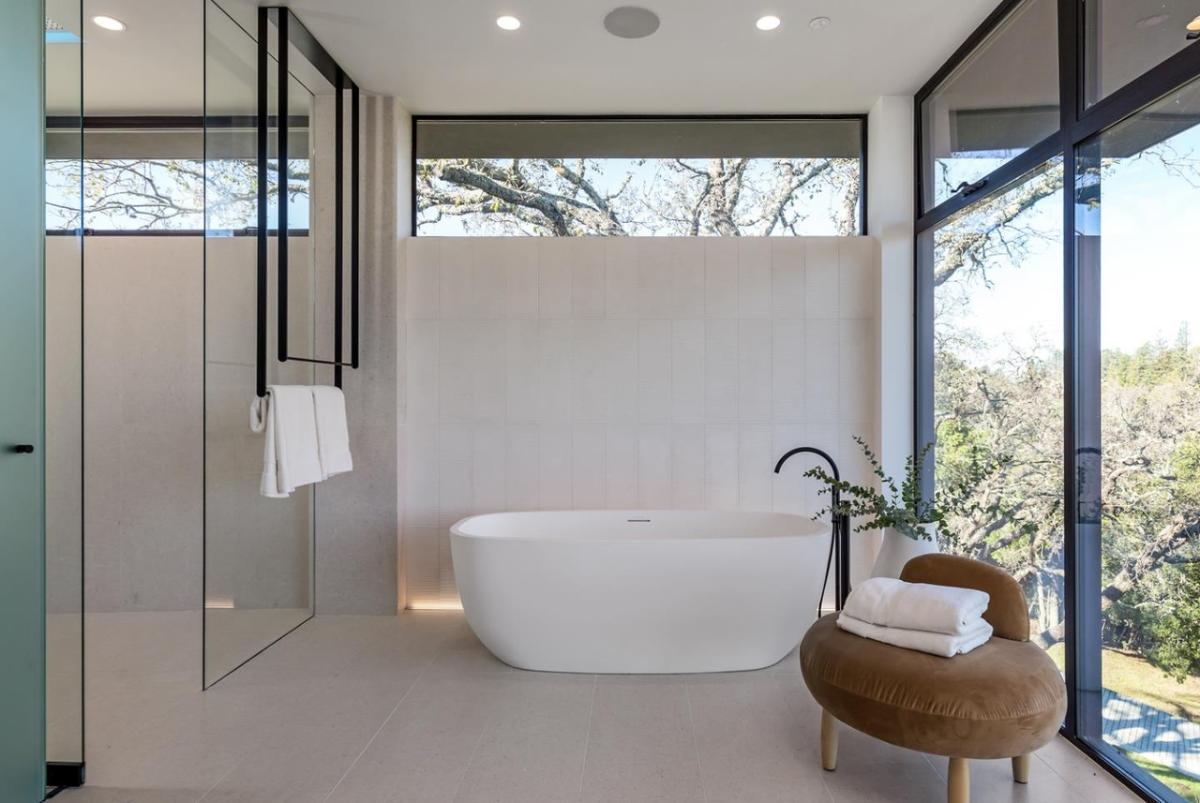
<box><xmin>250</xmin><ymin>385</ymin><xmax>327</xmax><ymax>498</ymax></box>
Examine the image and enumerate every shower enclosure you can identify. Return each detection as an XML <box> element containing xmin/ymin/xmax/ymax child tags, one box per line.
<box><xmin>36</xmin><ymin>3</ymin><xmax>362</xmax><ymax>791</ymax></box>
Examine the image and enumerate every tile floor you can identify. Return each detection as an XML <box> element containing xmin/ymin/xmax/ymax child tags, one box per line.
<box><xmin>59</xmin><ymin>611</ymin><xmax>1137</xmax><ymax>802</ymax></box>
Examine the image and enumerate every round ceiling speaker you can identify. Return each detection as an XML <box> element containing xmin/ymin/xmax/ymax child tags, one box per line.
<box><xmin>604</xmin><ymin>6</ymin><xmax>660</xmax><ymax>39</ymax></box>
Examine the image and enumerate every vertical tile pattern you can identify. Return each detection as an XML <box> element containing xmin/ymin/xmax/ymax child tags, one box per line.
<box><xmin>403</xmin><ymin>237</ymin><xmax>881</xmax><ymax>608</ymax></box>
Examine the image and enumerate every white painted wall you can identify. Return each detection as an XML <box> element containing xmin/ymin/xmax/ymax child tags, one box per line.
<box><xmin>866</xmin><ymin>94</ymin><xmax>917</xmax><ymax>583</ymax></box>
<box><xmin>400</xmin><ymin>236</ymin><xmax>882</xmax><ymax>609</ymax></box>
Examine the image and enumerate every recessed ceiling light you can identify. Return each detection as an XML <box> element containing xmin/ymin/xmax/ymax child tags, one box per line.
<box><xmin>1188</xmin><ymin>14</ymin><xmax>1200</xmax><ymax>32</ymax></box>
<box><xmin>496</xmin><ymin>15</ymin><xmax>521</xmax><ymax>31</ymax></box>
<box><xmin>809</xmin><ymin>16</ymin><xmax>831</xmax><ymax>30</ymax></box>
<box><xmin>756</xmin><ymin>15</ymin><xmax>781</xmax><ymax>31</ymax></box>
<box><xmin>92</xmin><ymin>15</ymin><xmax>126</xmax><ymax>31</ymax></box>
<box><xmin>1135</xmin><ymin>13</ymin><xmax>1169</xmax><ymax>29</ymax></box>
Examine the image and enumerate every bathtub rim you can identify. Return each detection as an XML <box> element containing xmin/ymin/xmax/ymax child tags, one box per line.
<box><xmin>449</xmin><ymin>509</ymin><xmax>831</xmax><ymax>544</ymax></box>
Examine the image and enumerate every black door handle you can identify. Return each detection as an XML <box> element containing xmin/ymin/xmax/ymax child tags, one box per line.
<box><xmin>9</xmin><ymin>444</ymin><xmax>34</xmax><ymax>454</ymax></box>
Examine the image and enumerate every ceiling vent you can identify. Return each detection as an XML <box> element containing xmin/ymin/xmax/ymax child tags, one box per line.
<box><xmin>604</xmin><ymin>6</ymin><xmax>660</xmax><ymax>39</ymax></box>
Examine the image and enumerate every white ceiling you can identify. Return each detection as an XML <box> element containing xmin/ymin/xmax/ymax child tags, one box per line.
<box><xmin>53</xmin><ymin>0</ymin><xmax>1004</xmax><ymax>116</ymax></box>
<box><xmin>264</xmin><ymin>0</ymin><xmax>1002</xmax><ymax>114</ymax></box>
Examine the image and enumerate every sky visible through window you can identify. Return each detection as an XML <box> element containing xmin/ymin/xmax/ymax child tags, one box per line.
<box><xmin>935</xmin><ymin>125</ymin><xmax>1200</xmax><ymax>355</ymax></box>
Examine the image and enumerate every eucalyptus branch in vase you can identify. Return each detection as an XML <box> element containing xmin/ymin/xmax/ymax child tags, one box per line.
<box><xmin>801</xmin><ymin>436</ymin><xmax>974</xmax><ymax>542</ymax></box>
<box><xmin>802</xmin><ymin>435</ymin><xmax>1014</xmax><ymax>548</ymax></box>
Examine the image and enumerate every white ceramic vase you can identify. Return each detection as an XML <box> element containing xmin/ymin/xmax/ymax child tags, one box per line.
<box><xmin>870</xmin><ymin>523</ymin><xmax>940</xmax><ymax>578</ymax></box>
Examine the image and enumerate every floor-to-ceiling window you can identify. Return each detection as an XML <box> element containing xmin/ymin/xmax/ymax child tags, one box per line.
<box><xmin>924</xmin><ymin>159</ymin><xmax>1066</xmax><ymax>650</ymax></box>
<box><xmin>1077</xmin><ymin>74</ymin><xmax>1200</xmax><ymax>801</ymax></box>
<box><xmin>917</xmin><ymin>2</ymin><xmax>1200</xmax><ymax>800</ymax></box>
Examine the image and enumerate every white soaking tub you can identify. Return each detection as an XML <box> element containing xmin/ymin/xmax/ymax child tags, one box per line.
<box><xmin>449</xmin><ymin>510</ymin><xmax>829</xmax><ymax>674</ymax></box>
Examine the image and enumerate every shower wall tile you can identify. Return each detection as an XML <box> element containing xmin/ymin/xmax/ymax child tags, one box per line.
<box><xmin>704</xmin><ymin>319</ymin><xmax>739</xmax><ymax>422</ymax></box>
<box><xmin>772</xmin><ymin>320</ymin><xmax>806</xmax><ymax>423</ymax></box>
<box><xmin>704</xmin><ymin>425</ymin><xmax>740</xmax><ymax>509</ymax></box>
<box><xmin>539</xmin><ymin>425</ymin><xmax>574</xmax><ymax>509</ymax></box>
<box><xmin>637</xmin><ymin>320</ymin><xmax>673</xmax><ymax>422</ymax></box>
<box><xmin>538</xmin><ymin>240</ymin><xmax>574</xmax><ymax>319</ymax></box>
<box><xmin>670</xmin><ymin>321</ymin><xmax>706</xmax><ymax>424</ymax></box>
<box><xmin>505</xmin><ymin>424</ymin><xmax>541</xmax><ymax>511</ymax></box>
<box><xmin>538</xmin><ymin>320</ymin><xmax>574</xmax><ymax>422</ymax></box>
<box><xmin>405</xmin><ymin>424</ymin><xmax>439</xmax><ymax>528</ymax></box>
<box><xmin>804</xmin><ymin>238</ymin><xmax>840</xmax><ymax>319</ymax></box>
<box><xmin>504</xmin><ymin>320</ymin><xmax>541</xmax><ymax>420</ymax></box>
<box><xmin>737</xmin><ymin>319</ymin><xmax>772</xmax><ymax>423</ymax></box>
<box><xmin>804</xmin><ymin>320</ymin><xmax>841</xmax><ymax>424</ymax></box>
<box><xmin>704</xmin><ymin>239</ymin><xmax>739</xmax><ymax>319</ymax></box>
<box><xmin>839</xmin><ymin>237</ymin><xmax>878</xmax><ymax>319</ymax></box>
<box><xmin>737</xmin><ymin>425</ymin><xmax>774</xmax><ymax>511</ymax></box>
<box><xmin>605</xmin><ymin>426</ymin><xmax>640</xmax><ymax>509</ymax></box>
<box><xmin>572</xmin><ymin>424</ymin><xmax>607</xmax><ymax>509</ymax></box>
<box><xmin>671</xmin><ymin>239</ymin><xmax>707</xmax><ymax>318</ymax></box>
<box><xmin>737</xmin><ymin>239</ymin><xmax>772</xmax><ymax>318</ymax></box>
<box><xmin>671</xmin><ymin>425</ymin><xmax>707</xmax><ymax>509</ymax></box>
<box><xmin>605</xmin><ymin>239</ymin><xmax>641</xmax><ymax>319</ymax></box>
<box><xmin>407</xmin><ymin>320</ymin><xmax>440</xmax><ymax>422</ymax></box>
<box><xmin>572</xmin><ymin>239</ymin><xmax>607</xmax><ymax>319</ymax></box>
<box><xmin>501</xmin><ymin>240</ymin><xmax>539</xmax><ymax>319</ymax></box>
<box><xmin>636</xmin><ymin>239</ymin><xmax>676</xmax><ymax>319</ymax></box>
<box><xmin>402</xmin><ymin>236</ymin><xmax>881</xmax><ymax>608</ymax></box>
<box><xmin>770</xmin><ymin>239</ymin><xmax>806</xmax><ymax>318</ymax></box>
<box><xmin>637</xmin><ymin>425</ymin><xmax>673</xmax><ymax>507</ymax></box>
<box><xmin>81</xmin><ymin>237</ymin><xmax>203</xmax><ymax>613</ymax></box>
<box><xmin>406</xmin><ymin>238</ymin><xmax>441</xmax><ymax>319</ymax></box>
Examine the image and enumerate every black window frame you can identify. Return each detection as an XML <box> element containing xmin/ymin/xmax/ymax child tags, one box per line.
<box><xmin>915</xmin><ymin>2</ymin><xmax>1200</xmax><ymax>801</ymax></box>
<box><xmin>410</xmin><ymin>114</ymin><xmax>869</xmax><ymax>237</ymax></box>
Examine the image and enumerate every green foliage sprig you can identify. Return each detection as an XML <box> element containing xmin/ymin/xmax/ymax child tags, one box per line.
<box><xmin>802</xmin><ymin>436</ymin><xmax>1009</xmax><ymax>542</ymax></box>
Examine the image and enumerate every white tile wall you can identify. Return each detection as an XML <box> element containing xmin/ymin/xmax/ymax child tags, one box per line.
<box><xmin>402</xmin><ymin>236</ymin><xmax>881</xmax><ymax>608</ymax></box>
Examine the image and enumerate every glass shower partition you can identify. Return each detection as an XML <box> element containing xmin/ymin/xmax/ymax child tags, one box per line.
<box><xmin>44</xmin><ymin>0</ymin><xmax>85</xmax><ymax>786</ymax></box>
<box><xmin>202</xmin><ymin>1</ymin><xmax>317</xmax><ymax>687</ymax></box>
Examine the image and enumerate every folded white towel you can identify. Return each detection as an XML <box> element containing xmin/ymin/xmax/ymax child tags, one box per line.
<box><xmin>843</xmin><ymin>576</ymin><xmax>990</xmax><ymax>636</ymax></box>
<box><xmin>312</xmin><ymin>385</ymin><xmax>353</xmax><ymax>479</ymax></box>
<box><xmin>836</xmin><ymin>612</ymin><xmax>993</xmax><ymax>657</ymax></box>
<box><xmin>250</xmin><ymin>386</ymin><xmax>324</xmax><ymax>498</ymax></box>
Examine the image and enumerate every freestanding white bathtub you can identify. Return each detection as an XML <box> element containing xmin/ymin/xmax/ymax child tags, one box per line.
<box><xmin>449</xmin><ymin>510</ymin><xmax>829</xmax><ymax>674</ymax></box>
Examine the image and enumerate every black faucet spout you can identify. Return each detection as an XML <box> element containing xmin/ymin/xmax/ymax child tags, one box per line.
<box><xmin>775</xmin><ymin>446</ymin><xmax>852</xmax><ymax>613</ymax></box>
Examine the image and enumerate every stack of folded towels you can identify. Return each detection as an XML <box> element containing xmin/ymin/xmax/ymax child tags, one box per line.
<box><xmin>836</xmin><ymin>576</ymin><xmax>993</xmax><ymax>657</ymax></box>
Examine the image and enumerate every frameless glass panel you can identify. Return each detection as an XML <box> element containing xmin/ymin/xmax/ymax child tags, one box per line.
<box><xmin>919</xmin><ymin>0</ymin><xmax>1060</xmax><ymax>211</ymax></box>
<box><xmin>416</xmin><ymin>118</ymin><xmax>863</xmax><ymax>235</ymax></box>
<box><xmin>1077</xmin><ymin>74</ymin><xmax>1200</xmax><ymax>801</ymax></box>
<box><xmin>1083</xmin><ymin>0</ymin><xmax>1200</xmax><ymax>108</ymax></box>
<box><xmin>927</xmin><ymin>159</ymin><xmax>1065</xmax><ymax>657</ymax></box>
<box><xmin>203</xmin><ymin>1</ymin><xmax>314</xmax><ymax>687</ymax></box>
<box><xmin>44</xmin><ymin>0</ymin><xmax>85</xmax><ymax>772</ymax></box>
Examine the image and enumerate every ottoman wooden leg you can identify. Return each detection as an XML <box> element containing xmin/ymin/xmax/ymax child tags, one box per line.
<box><xmin>948</xmin><ymin>757</ymin><xmax>969</xmax><ymax>803</ymax></box>
<box><xmin>820</xmin><ymin>709</ymin><xmax>838</xmax><ymax>771</ymax></box>
<box><xmin>1012</xmin><ymin>754</ymin><xmax>1030</xmax><ymax>784</ymax></box>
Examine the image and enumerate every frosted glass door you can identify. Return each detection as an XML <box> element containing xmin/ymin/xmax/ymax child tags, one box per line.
<box><xmin>0</xmin><ymin>0</ymin><xmax>48</xmax><ymax>798</ymax></box>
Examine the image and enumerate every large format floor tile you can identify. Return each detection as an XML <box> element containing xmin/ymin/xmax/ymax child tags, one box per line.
<box><xmin>59</xmin><ymin>611</ymin><xmax>1137</xmax><ymax>803</ymax></box>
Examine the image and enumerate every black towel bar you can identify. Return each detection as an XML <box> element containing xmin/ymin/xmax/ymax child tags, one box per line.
<box><xmin>256</xmin><ymin>7</ymin><xmax>360</xmax><ymax>398</ymax></box>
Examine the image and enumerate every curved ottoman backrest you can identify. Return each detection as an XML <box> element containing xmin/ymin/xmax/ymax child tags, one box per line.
<box><xmin>900</xmin><ymin>554</ymin><xmax>1029</xmax><ymax>642</ymax></box>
